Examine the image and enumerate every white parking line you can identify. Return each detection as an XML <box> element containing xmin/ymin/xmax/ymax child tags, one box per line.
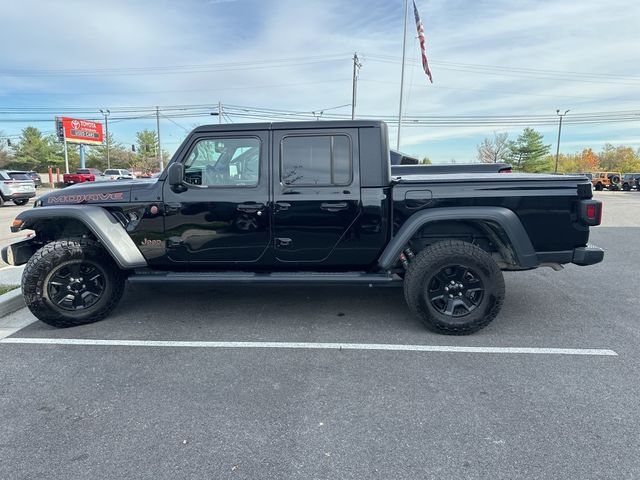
<box><xmin>0</xmin><ymin>337</ymin><xmax>618</xmax><ymax>356</ymax></box>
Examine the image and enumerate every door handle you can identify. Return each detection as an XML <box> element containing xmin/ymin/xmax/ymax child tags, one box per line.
<box><xmin>320</xmin><ymin>201</ymin><xmax>349</xmax><ymax>212</ymax></box>
<box><xmin>275</xmin><ymin>202</ymin><xmax>291</xmax><ymax>212</ymax></box>
<box><xmin>236</xmin><ymin>203</ymin><xmax>265</xmax><ymax>213</ymax></box>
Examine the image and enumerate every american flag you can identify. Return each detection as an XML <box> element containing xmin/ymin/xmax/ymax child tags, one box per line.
<box><xmin>413</xmin><ymin>0</ymin><xmax>433</xmax><ymax>83</ymax></box>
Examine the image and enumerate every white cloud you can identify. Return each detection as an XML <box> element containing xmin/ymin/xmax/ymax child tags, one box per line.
<box><xmin>0</xmin><ymin>0</ymin><xmax>638</xmax><ymax>159</ymax></box>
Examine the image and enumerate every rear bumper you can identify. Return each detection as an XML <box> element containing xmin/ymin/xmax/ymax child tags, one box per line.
<box><xmin>536</xmin><ymin>245</ymin><xmax>604</xmax><ymax>266</ymax></box>
<box><xmin>3</xmin><ymin>192</ymin><xmax>36</xmax><ymax>200</ymax></box>
<box><xmin>572</xmin><ymin>245</ymin><xmax>604</xmax><ymax>266</ymax></box>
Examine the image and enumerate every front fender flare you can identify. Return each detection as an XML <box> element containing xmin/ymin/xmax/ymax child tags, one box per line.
<box><xmin>14</xmin><ymin>206</ymin><xmax>147</xmax><ymax>269</ymax></box>
<box><xmin>377</xmin><ymin>206</ymin><xmax>538</xmax><ymax>270</ymax></box>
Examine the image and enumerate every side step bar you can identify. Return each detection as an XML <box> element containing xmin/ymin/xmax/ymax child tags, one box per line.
<box><xmin>128</xmin><ymin>271</ymin><xmax>400</xmax><ymax>286</ymax></box>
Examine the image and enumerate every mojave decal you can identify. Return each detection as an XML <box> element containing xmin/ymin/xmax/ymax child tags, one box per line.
<box><xmin>46</xmin><ymin>192</ymin><xmax>126</xmax><ymax>204</ymax></box>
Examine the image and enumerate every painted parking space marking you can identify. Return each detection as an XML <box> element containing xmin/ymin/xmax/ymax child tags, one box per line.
<box><xmin>0</xmin><ymin>337</ymin><xmax>618</xmax><ymax>356</ymax></box>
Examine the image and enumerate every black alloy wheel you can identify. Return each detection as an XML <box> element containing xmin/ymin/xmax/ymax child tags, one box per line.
<box><xmin>22</xmin><ymin>238</ymin><xmax>125</xmax><ymax>328</ymax></box>
<box><xmin>427</xmin><ymin>265</ymin><xmax>484</xmax><ymax>317</ymax></box>
<box><xmin>403</xmin><ymin>240</ymin><xmax>505</xmax><ymax>335</ymax></box>
<box><xmin>46</xmin><ymin>260</ymin><xmax>106</xmax><ymax>313</ymax></box>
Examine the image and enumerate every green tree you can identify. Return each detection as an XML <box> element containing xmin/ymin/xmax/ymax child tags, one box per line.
<box><xmin>508</xmin><ymin>128</ymin><xmax>551</xmax><ymax>172</ymax></box>
<box><xmin>598</xmin><ymin>144</ymin><xmax>637</xmax><ymax>171</ymax></box>
<box><xmin>619</xmin><ymin>157</ymin><xmax>640</xmax><ymax>173</ymax></box>
<box><xmin>87</xmin><ymin>132</ymin><xmax>131</xmax><ymax>170</ymax></box>
<box><xmin>420</xmin><ymin>156</ymin><xmax>432</xmax><ymax>165</ymax></box>
<box><xmin>11</xmin><ymin>127</ymin><xmax>64</xmax><ymax>171</ymax></box>
<box><xmin>133</xmin><ymin>130</ymin><xmax>169</xmax><ymax>173</ymax></box>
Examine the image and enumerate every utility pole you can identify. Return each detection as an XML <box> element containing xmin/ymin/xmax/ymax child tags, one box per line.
<box><xmin>555</xmin><ymin>109</ymin><xmax>570</xmax><ymax>173</ymax></box>
<box><xmin>396</xmin><ymin>0</ymin><xmax>409</xmax><ymax>150</ymax></box>
<box><xmin>63</xmin><ymin>139</ymin><xmax>69</xmax><ymax>174</ymax></box>
<box><xmin>79</xmin><ymin>144</ymin><xmax>85</xmax><ymax>169</ymax></box>
<box><xmin>156</xmin><ymin>106</ymin><xmax>163</xmax><ymax>171</ymax></box>
<box><xmin>218</xmin><ymin>101</ymin><xmax>223</xmax><ymax>124</ymax></box>
<box><xmin>351</xmin><ymin>52</ymin><xmax>362</xmax><ymax>120</ymax></box>
<box><xmin>100</xmin><ymin>109</ymin><xmax>110</xmax><ymax>169</ymax></box>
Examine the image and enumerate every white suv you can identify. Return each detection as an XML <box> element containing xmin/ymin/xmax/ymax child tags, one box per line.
<box><xmin>0</xmin><ymin>170</ymin><xmax>36</xmax><ymax>206</ymax></box>
<box><xmin>104</xmin><ymin>169</ymin><xmax>134</xmax><ymax>180</ymax></box>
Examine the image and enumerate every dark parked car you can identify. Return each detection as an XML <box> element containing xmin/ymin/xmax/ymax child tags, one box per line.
<box><xmin>11</xmin><ymin>171</ymin><xmax>42</xmax><ymax>188</ymax></box>
<box><xmin>3</xmin><ymin>120</ymin><xmax>603</xmax><ymax>335</ymax></box>
<box><xmin>27</xmin><ymin>171</ymin><xmax>42</xmax><ymax>187</ymax></box>
<box><xmin>621</xmin><ymin>173</ymin><xmax>640</xmax><ymax>191</ymax></box>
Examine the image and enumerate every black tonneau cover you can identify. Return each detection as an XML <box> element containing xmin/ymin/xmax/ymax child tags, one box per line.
<box><xmin>393</xmin><ymin>173</ymin><xmax>590</xmax><ymax>183</ymax></box>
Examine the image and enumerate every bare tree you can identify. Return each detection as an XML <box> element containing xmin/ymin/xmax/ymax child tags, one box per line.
<box><xmin>477</xmin><ymin>132</ymin><xmax>510</xmax><ymax>163</ymax></box>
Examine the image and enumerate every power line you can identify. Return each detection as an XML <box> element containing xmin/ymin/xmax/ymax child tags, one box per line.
<box><xmin>0</xmin><ymin>54</ymin><xmax>352</xmax><ymax>78</ymax></box>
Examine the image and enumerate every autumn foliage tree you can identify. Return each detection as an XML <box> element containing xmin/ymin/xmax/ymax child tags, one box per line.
<box><xmin>577</xmin><ymin>148</ymin><xmax>599</xmax><ymax>172</ymax></box>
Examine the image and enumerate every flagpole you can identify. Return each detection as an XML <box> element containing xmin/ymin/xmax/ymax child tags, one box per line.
<box><xmin>396</xmin><ymin>0</ymin><xmax>409</xmax><ymax>150</ymax></box>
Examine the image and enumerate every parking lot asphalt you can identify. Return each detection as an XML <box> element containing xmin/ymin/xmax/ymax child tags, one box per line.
<box><xmin>0</xmin><ymin>191</ymin><xmax>639</xmax><ymax>479</ymax></box>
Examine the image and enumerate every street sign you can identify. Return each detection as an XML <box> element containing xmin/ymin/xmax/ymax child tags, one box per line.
<box><xmin>60</xmin><ymin>117</ymin><xmax>104</xmax><ymax>145</ymax></box>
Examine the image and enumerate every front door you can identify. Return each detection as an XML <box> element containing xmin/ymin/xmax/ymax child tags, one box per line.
<box><xmin>272</xmin><ymin>128</ymin><xmax>361</xmax><ymax>263</ymax></box>
<box><xmin>163</xmin><ymin>131</ymin><xmax>270</xmax><ymax>264</ymax></box>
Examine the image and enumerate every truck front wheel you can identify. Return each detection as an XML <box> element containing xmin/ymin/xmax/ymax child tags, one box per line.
<box><xmin>22</xmin><ymin>239</ymin><xmax>126</xmax><ymax>328</ymax></box>
<box><xmin>404</xmin><ymin>240</ymin><xmax>505</xmax><ymax>335</ymax></box>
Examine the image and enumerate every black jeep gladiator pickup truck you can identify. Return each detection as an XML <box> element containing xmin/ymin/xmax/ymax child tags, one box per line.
<box><xmin>2</xmin><ymin>120</ymin><xmax>604</xmax><ymax>334</ymax></box>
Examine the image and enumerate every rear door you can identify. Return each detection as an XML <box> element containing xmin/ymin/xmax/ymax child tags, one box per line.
<box><xmin>272</xmin><ymin>128</ymin><xmax>361</xmax><ymax>263</ymax></box>
<box><xmin>162</xmin><ymin>131</ymin><xmax>270</xmax><ymax>264</ymax></box>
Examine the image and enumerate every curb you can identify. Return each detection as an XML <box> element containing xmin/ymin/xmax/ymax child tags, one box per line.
<box><xmin>0</xmin><ymin>288</ymin><xmax>25</xmax><ymax>317</ymax></box>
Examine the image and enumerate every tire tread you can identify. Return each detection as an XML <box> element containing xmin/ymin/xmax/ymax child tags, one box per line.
<box><xmin>404</xmin><ymin>240</ymin><xmax>505</xmax><ymax>335</ymax></box>
<box><xmin>22</xmin><ymin>238</ymin><xmax>125</xmax><ymax>328</ymax></box>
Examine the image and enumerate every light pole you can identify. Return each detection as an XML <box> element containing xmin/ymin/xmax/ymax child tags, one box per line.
<box><xmin>99</xmin><ymin>109</ymin><xmax>110</xmax><ymax>168</ymax></box>
<box><xmin>555</xmin><ymin>109</ymin><xmax>569</xmax><ymax>173</ymax></box>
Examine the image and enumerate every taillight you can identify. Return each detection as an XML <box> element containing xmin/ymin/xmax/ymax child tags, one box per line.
<box><xmin>579</xmin><ymin>200</ymin><xmax>602</xmax><ymax>226</ymax></box>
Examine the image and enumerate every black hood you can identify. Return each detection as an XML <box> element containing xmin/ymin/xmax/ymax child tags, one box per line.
<box><xmin>39</xmin><ymin>179</ymin><xmax>154</xmax><ymax>206</ymax></box>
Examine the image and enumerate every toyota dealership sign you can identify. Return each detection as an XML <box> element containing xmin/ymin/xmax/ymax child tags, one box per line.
<box><xmin>57</xmin><ymin>116</ymin><xmax>104</xmax><ymax>145</ymax></box>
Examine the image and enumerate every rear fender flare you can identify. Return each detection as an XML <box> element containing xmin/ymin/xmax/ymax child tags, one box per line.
<box><xmin>377</xmin><ymin>206</ymin><xmax>538</xmax><ymax>270</ymax></box>
<box><xmin>14</xmin><ymin>206</ymin><xmax>147</xmax><ymax>269</ymax></box>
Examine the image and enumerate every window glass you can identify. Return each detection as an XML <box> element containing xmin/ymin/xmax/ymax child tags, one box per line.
<box><xmin>332</xmin><ymin>136</ymin><xmax>351</xmax><ymax>185</ymax></box>
<box><xmin>8</xmin><ymin>172</ymin><xmax>30</xmax><ymax>180</ymax></box>
<box><xmin>184</xmin><ymin>137</ymin><xmax>260</xmax><ymax>187</ymax></box>
<box><xmin>281</xmin><ymin>135</ymin><xmax>352</xmax><ymax>186</ymax></box>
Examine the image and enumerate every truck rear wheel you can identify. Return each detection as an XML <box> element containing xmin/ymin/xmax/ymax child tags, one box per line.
<box><xmin>22</xmin><ymin>239</ymin><xmax>125</xmax><ymax>328</ymax></box>
<box><xmin>404</xmin><ymin>240</ymin><xmax>505</xmax><ymax>335</ymax></box>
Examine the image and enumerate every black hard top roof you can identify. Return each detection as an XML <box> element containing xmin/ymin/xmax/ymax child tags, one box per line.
<box><xmin>191</xmin><ymin>120</ymin><xmax>385</xmax><ymax>134</ymax></box>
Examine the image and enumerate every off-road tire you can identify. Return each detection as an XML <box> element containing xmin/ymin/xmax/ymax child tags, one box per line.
<box><xmin>404</xmin><ymin>240</ymin><xmax>505</xmax><ymax>335</ymax></box>
<box><xmin>13</xmin><ymin>199</ymin><xmax>29</xmax><ymax>206</ymax></box>
<box><xmin>595</xmin><ymin>183</ymin><xmax>604</xmax><ymax>191</ymax></box>
<box><xmin>623</xmin><ymin>184</ymin><xmax>631</xmax><ymax>192</ymax></box>
<box><xmin>22</xmin><ymin>238</ymin><xmax>126</xmax><ymax>328</ymax></box>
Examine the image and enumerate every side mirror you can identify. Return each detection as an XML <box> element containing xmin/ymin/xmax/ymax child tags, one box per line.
<box><xmin>167</xmin><ymin>163</ymin><xmax>184</xmax><ymax>187</ymax></box>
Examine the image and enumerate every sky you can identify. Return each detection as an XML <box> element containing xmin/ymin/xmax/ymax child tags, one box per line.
<box><xmin>0</xmin><ymin>0</ymin><xmax>639</xmax><ymax>163</ymax></box>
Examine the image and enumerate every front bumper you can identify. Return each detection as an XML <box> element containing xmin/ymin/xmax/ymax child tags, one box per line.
<box><xmin>1</xmin><ymin>237</ymin><xmax>37</xmax><ymax>266</ymax></box>
<box><xmin>572</xmin><ymin>245</ymin><xmax>604</xmax><ymax>266</ymax></box>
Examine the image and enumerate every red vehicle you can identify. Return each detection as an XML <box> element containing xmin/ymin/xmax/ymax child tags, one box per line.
<box><xmin>62</xmin><ymin>168</ymin><xmax>102</xmax><ymax>186</ymax></box>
